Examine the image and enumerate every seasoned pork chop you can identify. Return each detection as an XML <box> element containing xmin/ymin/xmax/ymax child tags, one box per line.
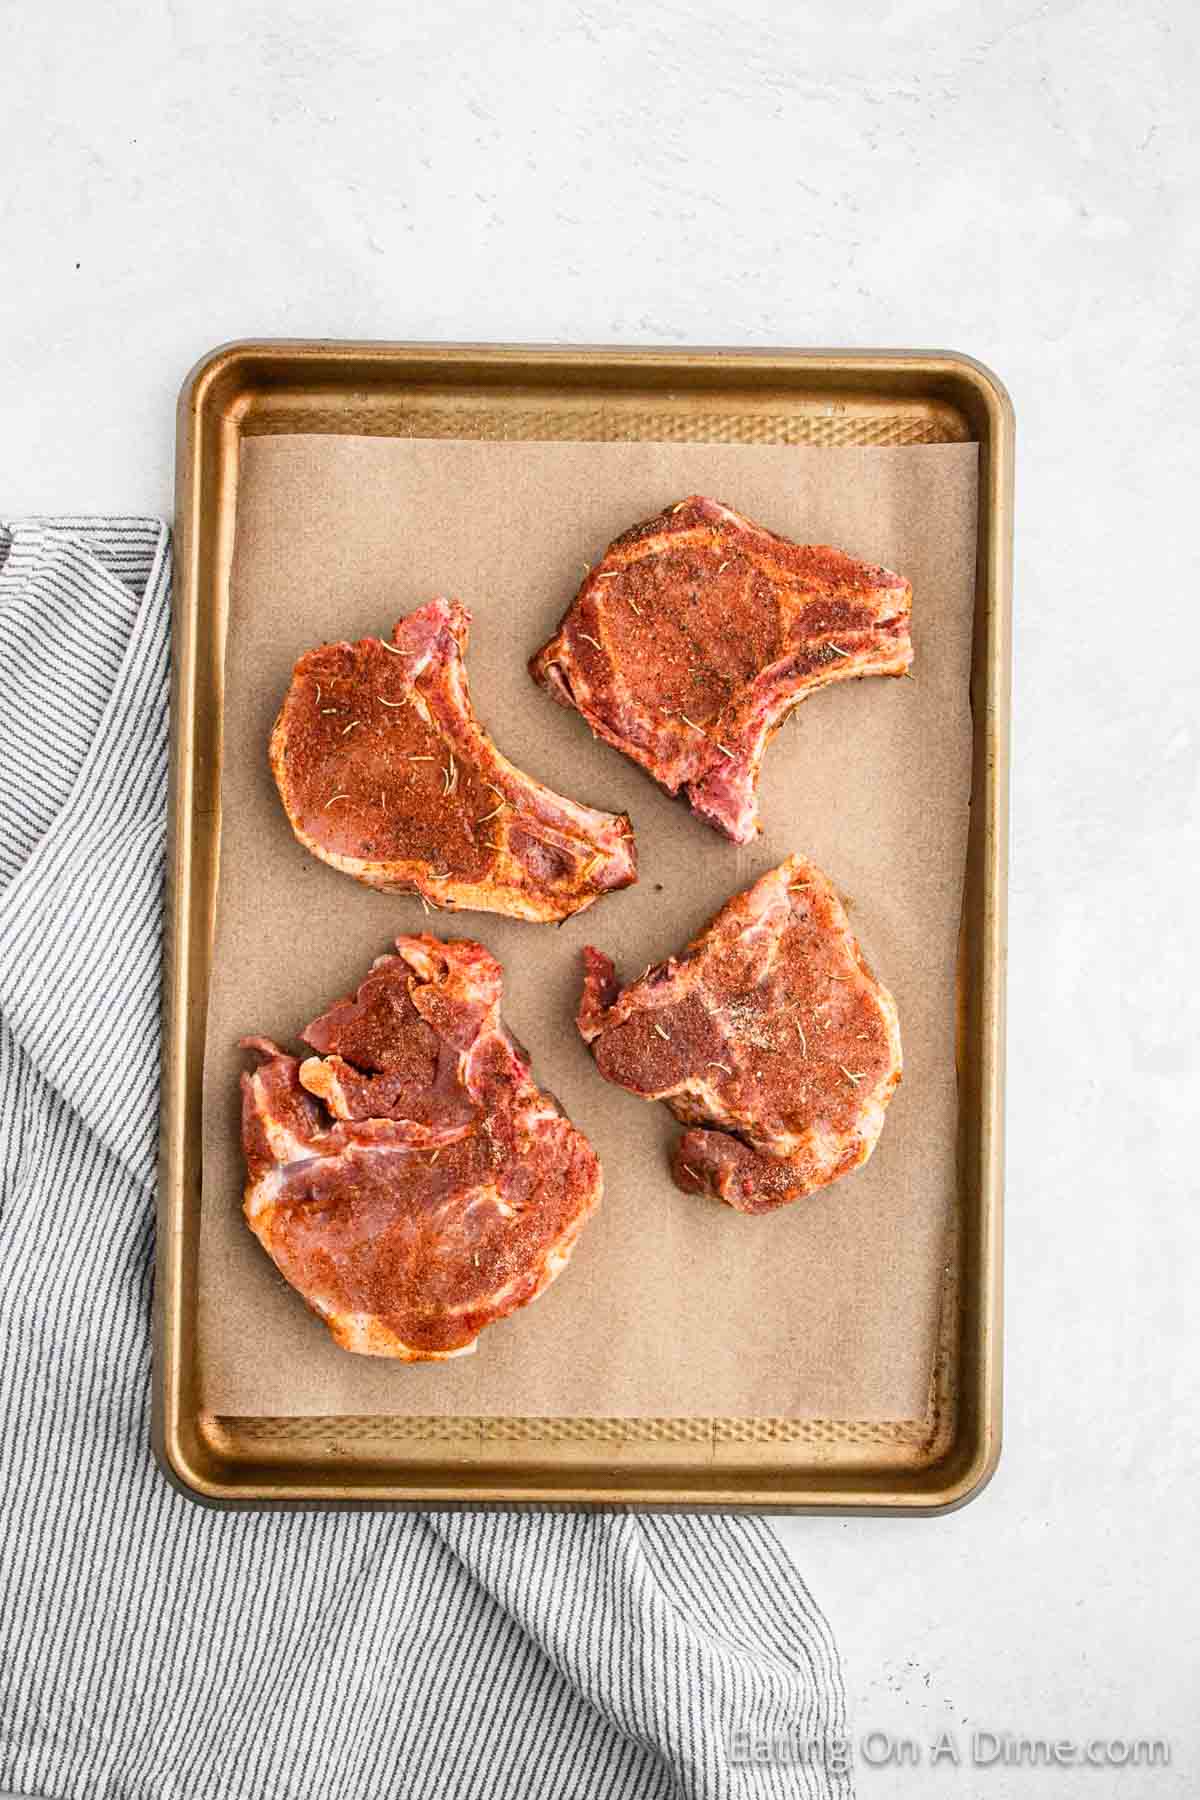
<box><xmin>531</xmin><ymin>496</ymin><xmax>912</xmax><ymax>843</ymax></box>
<box><xmin>577</xmin><ymin>855</ymin><xmax>901</xmax><ymax>1214</ymax></box>
<box><xmin>242</xmin><ymin>935</ymin><xmax>602</xmax><ymax>1358</ymax></box>
<box><xmin>272</xmin><ymin>598</ymin><xmax>637</xmax><ymax>922</ymax></box>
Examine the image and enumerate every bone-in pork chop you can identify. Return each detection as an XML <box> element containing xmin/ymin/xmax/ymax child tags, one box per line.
<box><xmin>242</xmin><ymin>935</ymin><xmax>602</xmax><ymax>1358</ymax></box>
<box><xmin>577</xmin><ymin>855</ymin><xmax>901</xmax><ymax>1214</ymax></box>
<box><xmin>272</xmin><ymin>598</ymin><xmax>637</xmax><ymax>922</ymax></box>
<box><xmin>530</xmin><ymin>496</ymin><xmax>912</xmax><ymax>844</ymax></box>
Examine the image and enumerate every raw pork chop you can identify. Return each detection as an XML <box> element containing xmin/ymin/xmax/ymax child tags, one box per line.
<box><xmin>530</xmin><ymin>496</ymin><xmax>912</xmax><ymax>843</ymax></box>
<box><xmin>577</xmin><ymin>854</ymin><xmax>901</xmax><ymax>1214</ymax></box>
<box><xmin>272</xmin><ymin>598</ymin><xmax>637</xmax><ymax>922</ymax></box>
<box><xmin>242</xmin><ymin>935</ymin><xmax>602</xmax><ymax>1358</ymax></box>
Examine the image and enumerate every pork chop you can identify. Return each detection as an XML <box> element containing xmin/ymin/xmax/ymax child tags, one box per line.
<box><xmin>576</xmin><ymin>855</ymin><xmax>901</xmax><ymax>1214</ymax></box>
<box><xmin>530</xmin><ymin>496</ymin><xmax>912</xmax><ymax>844</ymax></box>
<box><xmin>242</xmin><ymin>935</ymin><xmax>602</xmax><ymax>1358</ymax></box>
<box><xmin>272</xmin><ymin>598</ymin><xmax>637</xmax><ymax>922</ymax></box>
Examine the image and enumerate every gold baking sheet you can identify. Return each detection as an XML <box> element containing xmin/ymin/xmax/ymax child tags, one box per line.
<box><xmin>154</xmin><ymin>343</ymin><xmax>1010</xmax><ymax>1510</ymax></box>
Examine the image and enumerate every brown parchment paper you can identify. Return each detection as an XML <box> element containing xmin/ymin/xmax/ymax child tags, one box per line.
<box><xmin>198</xmin><ymin>436</ymin><xmax>977</xmax><ymax>1420</ymax></box>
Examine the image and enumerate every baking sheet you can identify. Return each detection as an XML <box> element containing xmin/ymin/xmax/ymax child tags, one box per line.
<box><xmin>199</xmin><ymin>437</ymin><xmax>977</xmax><ymax>1419</ymax></box>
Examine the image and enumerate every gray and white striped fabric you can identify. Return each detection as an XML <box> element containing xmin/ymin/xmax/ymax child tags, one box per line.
<box><xmin>0</xmin><ymin>517</ymin><xmax>851</xmax><ymax>1800</ymax></box>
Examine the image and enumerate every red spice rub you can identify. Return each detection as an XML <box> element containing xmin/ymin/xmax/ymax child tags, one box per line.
<box><xmin>242</xmin><ymin>936</ymin><xmax>602</xmax><ymax>1358</ymax></box>
<box><xmin>531</xmin><ymin>496</ymin><xmax>912</xmax><ymax>844</ymax></box>
<box><xmin>272</xmin><ymin>598</ymin><xmax>637</xmax><ymax>922</ymax></box>
<box><xmin>577</xmin><ymin>854</ymin><xmax>902</xmax><ymax>1214</ymax></box>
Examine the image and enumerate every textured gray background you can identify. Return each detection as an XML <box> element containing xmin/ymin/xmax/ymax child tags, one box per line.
<box><xmin>2</xmin><ymin>1</ymin><xmax>1195</xmax><ymax>1793</ymax></box>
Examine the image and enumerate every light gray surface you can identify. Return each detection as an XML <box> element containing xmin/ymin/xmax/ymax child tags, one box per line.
<box><xmin>2</xmin><ymin>2</ymin><xmax>1196</xmax><ymax>1795</ymax></box>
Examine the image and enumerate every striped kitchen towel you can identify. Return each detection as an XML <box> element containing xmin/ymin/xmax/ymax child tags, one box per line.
<box><xmin>0</xmin><ymin>517</ymin><xmax>851</xmax><ymax>1800</ymax></box>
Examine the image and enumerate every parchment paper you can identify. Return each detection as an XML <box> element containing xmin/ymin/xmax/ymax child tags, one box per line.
<box><xmin>199</xmin><ymin>437</ymin><xmax>977</xmax><ymax>1419</ymax></box>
